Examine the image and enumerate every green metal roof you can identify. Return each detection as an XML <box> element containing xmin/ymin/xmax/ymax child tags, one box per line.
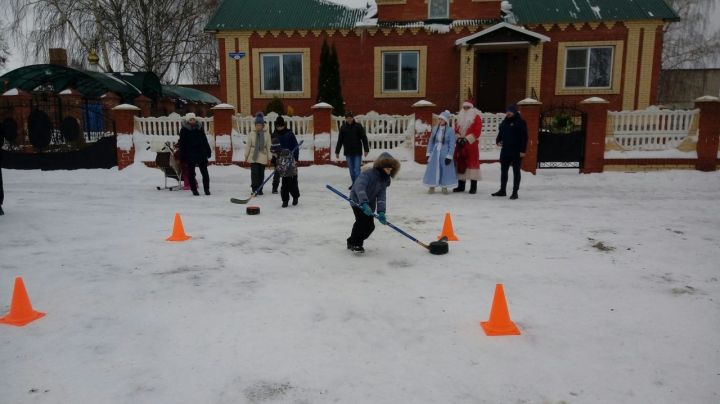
<box><xmin>162</xmin><ymin>85</ymin><xmax>221</xmax><ymax>104</ymax></box>
<box><xmin>206</xmin><ymin>0</ymin><xmax>366</xmax><ymax>31</ymax></box>
<box><xmin>206</xmin><ymin>0</ymin><xmax>679</xmax><ymax>31</ymax></box>
<box><xmin>510</xmin><ymin>0</ymin><xmax>680</xmax><ymax>24</ymax></box>
<box><xmin>0</xmin><ymin>64</ymin><xmax>143</xmax><ymax>101</ymax></box>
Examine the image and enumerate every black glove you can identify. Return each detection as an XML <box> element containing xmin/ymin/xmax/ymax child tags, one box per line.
<box><xmin>444</xmin><ymin>158</ymin><xmax>452</xmax><ymax>165</ymax></box>
<box><xmin>457</xmin><ymin>138</ymin><xmax>466</xmax><ymax>146</ymax></box>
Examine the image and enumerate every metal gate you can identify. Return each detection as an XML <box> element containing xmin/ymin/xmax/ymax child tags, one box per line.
<box><xmin>0</xmin><ymin>93</ymin><xmax>118</xmax><ymax>169</ymax></box>
<box><xmin>537</xmin><ymin>106</ymin><xmax>586</xmax><ymax>169</ymax></box>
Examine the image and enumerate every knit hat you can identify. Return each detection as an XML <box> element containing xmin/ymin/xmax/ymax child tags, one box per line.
<box><xmin>438</xmin><ymin>110</ymin><xmax>451</xmax><ymax>124</ymax></box>
<box><xmin>275</xmin><ymin>116</ymin><xmax>286</xmax><ymax>127</ymax></box>
<box><xmin>184</xmin><ymin>112</ymin><xmax>196</xmax><ymax>121</ymax></box>
<box><xmin>344</xmin><ymin>111</ymin><xmax>354</xmax><ymax>118</ymax></box>
<box><xmin>254</xmin><ymin>112</ymin><xmax>265</xmax><ymax>124</ymax></box>
<box><xmin>506</xmin><ymin>104</ymin><xmax>519</xmax><ymax>114</ymax></box>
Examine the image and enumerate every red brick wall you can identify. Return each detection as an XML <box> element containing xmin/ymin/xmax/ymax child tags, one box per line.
<box><xmin>228</xmin><ymin>20</ymin><xmax>665</xmax><ymax>116</ymax></box>
<box><xmin>536</xmin><ymin>22</ymin><xmax>629</xmax><ymax>110</ymax></box>
<box><xmin>378</xmin><ymin>0</ymin><xmax>501</xmax><ymax>21</ymax></box>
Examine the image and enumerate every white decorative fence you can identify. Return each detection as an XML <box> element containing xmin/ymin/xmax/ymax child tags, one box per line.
<box><xmin>135</xmin><ymin>112</ymin><xmax>213</xmax><ymax>139</ymax></box>
<box><xmin>331</xmin><ymin>112</ymin><xmax>414</xmax><ymax>160</ymax></box>
<box><xmin>607</xmin><ymin>107</ymin><xmax>699</xmax><ymax>151</ymax></box>
<box><xmin>134</xmin><ymin>113</ymin><xmax>215</xmax><ymax>161</ymax></box>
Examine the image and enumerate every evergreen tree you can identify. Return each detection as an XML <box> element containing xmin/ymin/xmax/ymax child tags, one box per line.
<box><xmin>316</xmin><ymin>39</ymin><xmax>331</xmax><ymax>104</ymax></box>
<box><xmin>327</xmin><ymin>43</ymin><xmax>345</xmax><ymax>116</ymax></box>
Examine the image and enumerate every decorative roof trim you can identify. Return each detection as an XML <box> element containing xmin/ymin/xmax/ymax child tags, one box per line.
<box><xmin>455</xmin><ymin>22</ymin><xmax>550</xmax><ymax>46</ymax></box>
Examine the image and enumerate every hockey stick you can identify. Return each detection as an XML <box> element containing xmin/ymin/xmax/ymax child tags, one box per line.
<box><xmin>231</xmin><ymin>140</ymin><xmax>304</xmax><ymax>204</ymax></box>
<box><xmin>326</xmin><ymin>184</ymin><xmax>448</xmax><ymax>255</ymax></box>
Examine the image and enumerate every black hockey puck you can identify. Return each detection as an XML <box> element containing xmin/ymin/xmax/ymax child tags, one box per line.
<box><xmin>246</xmin><ymin>206</ymin><xmax>260</xmax><ymax>215</ymax></box>
<box><xmin>428</xmin><ymin>240</ymin><xmax>449</xmax><ymax>255</ymax></box>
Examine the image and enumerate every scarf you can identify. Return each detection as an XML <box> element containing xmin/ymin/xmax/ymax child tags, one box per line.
<box><xmin>253</xmin><ymin>130</ymin><xmax>265</xmax><ymax>161</ymax></box>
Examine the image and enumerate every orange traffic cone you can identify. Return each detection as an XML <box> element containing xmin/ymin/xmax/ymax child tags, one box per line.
<box><xmin>438</xmin><ymin>212</ymin><xmax>458</xmax><ymax>241</ymax></box>
<box><xmin>166</xmin><ymin>213</ymin><xmax>191</xmax><ymax>242</ymax></box>
<box><xmin>0</xmin><ymin>277</ymin><xmax>46</xmax><ymax>327</ymax></box>
<box><xmin>480</xmin><ymin>284</ymin><xmax>520</xmax><ymax>336</ymax></box>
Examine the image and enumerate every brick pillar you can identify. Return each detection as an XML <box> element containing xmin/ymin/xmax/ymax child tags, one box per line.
<box><xmin>134</xmin><ymin>95</ymin><xmax>152</xmax><ymax>117</ymax></box>
<box><xmin>312</xmin><ymin>102</ymin><xmax>333</xmax><ymax>164</ymax></box>
<box><xmin>579</xmin><ymin>97</ymin><xmax>610</xmax><ymax>174</ymax></box>
<box><xmin>694</xmin><ymin>96</ymin><xmax>720</xmax><ymax>172</ymax></box>
<box><xmin>159</xmin><ymin>97</ymin><xmax>176</xmax><ymax>115</ymax></box>
<box><xmin>211</xmin><ymin>103</ymin><xmax>235</xmax><ymax>165</ymax></box>
<box><xmin>518</xmin><ymin>98</ymin><xmax>541</xmax><ymax>174</ymax></box>
<box><xmin>1</xmin><ymin>88</ymin><xmax>32</xmax><ymax>146</ymax></box>
<box><xmin>412</xmin><ymin>100</ymin><xmax>436</xmax><ymax>164</ymax></box>
<box><xmin>112</xmin><ymin>104</ymin><xmax>140</xmax><ymax>170</ymax></box>
<box><xmin>58</xmin><ymin>87</ymin><xmax>84</xmax><ymax>121</ymax></box>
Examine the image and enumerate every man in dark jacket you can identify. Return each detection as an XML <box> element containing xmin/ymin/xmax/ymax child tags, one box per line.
<box><xmin>493</xmin><ymin>105</ymin><xmax>528</xmax><ymax>200</ymax></box>
<box><xmin>335</xmin><ymin>111</ymin><xmax>369</xmax><ymax>189</ymax></box>
<box><xmin>346</xmin><ymin>152</ymin><xmax>400</xmax><ymax>253</ymax></box>
<box><xmin>177</xmin><ymin>113</ymin><xmax>212</xmax><ymax>196</ymax></box>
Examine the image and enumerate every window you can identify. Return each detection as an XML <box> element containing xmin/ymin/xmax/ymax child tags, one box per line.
<box><xmin>261</xmin><ymin>53</ymin><xmax>303</xmax><ymax>93</ymax></box>
<box><xmin>564</xmin><ymin>47</ymin><xmax>613</xmax><ymax>88</ymax></box>
<box><xmin>382</xmin><ymin>51</ymin><xmax>418</xmax><ymax>92</ymax></box>
<box><xmin>428</xmin><ymin>0</ymin><xmax>449</xmax><ymax>19</ymax></box>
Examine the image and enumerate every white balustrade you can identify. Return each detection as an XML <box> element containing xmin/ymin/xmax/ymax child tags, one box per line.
<box><xmin>434</xmin><ymin>112</ymin><xmax>505</xmax><ymax>152</ymax></box>
<box><xmin>234</xmin><ymin>112</ymin><xmax>313</xmax><ymax>136</ymax></box>
<box><xmin>608</xmin><ymin>107</ymin><xmax>699</xmax><ymax>150</ymax></box>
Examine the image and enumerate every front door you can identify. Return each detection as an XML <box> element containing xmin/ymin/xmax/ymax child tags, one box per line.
<box><xmin>476</xmin><ymin>52</ymin><xmax>507</xmax><ymax>112</ymax></box>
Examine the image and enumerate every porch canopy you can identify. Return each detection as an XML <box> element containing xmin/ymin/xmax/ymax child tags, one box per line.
<box><xmin>455</xmin><ymin>22</ymin><xmax>550</xmax><ymax>49</ymax></box>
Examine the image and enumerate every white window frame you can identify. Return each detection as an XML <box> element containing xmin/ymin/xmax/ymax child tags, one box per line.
<box><xmin>563</xmin><ymin>46</ymin><xmax>614</xmax><ymax>89</ymax></box>
<box><xmin>428</xmin><ymin>0</ymin><xmax>449</xmax><ymax>19</ymax></box>
<box><xmin>260</xmin><ymin>53</ymin><xmax>304</xmax><ymax>94</ymax></box>
<box><xmin>381</xmin><ymin>51</ymin><xmax>420</xmax><ymax>93</ymax></box>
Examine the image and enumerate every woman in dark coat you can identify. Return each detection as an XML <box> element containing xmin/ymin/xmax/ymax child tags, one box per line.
<box><xmin>177</xmin><ymin>113</ymin><xmax>212</xmax><ymax>196</ymax></box>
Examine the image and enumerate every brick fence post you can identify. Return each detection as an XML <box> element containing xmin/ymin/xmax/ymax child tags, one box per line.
<box><xmin>312</xmin><ymin>102</ymin><xmax>333</xmax><ymax>164</ymax></box>
<box><xmin>112</xmin><ymin>104</ymin><xmax>141</xmax><ymax>170</ymax></box>
<box><xmin>1</xmin><ymin>88</ymin><xmax>32</xmax><ymax>146</ymax></box>
<box><xmin>58</xmin><ymin>87</ymin><xmax>84</xmax><ymax>121</ymax></box>
<box><xmin>412</xmin><ymin>100</ymin><xmax>436</xmax><ymax>164</ymax></box>
<box><xmin>579</xmin><ymin>97</ymin><xmax>610</xmax><ymax>174</ymax></box>
<box><xmin>518</xmin><ymin>98</ymin><xmax>541</xmax><ymax>174</ymax></box>
<box><xmin>211</xmin><ymin>103</ymin><xmax>236</xmax><ymax>165</ymax></box>
<box><xmin>134</xmin><ymin>95</ymin><xmax>152</xmax><ymax>117</ymax></box>
<box><xmin>694</xmin><ymin>96</ymin><xmax>720</xmax><ymax>172</ymax></box>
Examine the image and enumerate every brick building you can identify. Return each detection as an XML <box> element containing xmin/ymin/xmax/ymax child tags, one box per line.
<box><xmin>206</xmin><ymin>0</ymin><xmax>679</xmax><ymax>115</ymax></box>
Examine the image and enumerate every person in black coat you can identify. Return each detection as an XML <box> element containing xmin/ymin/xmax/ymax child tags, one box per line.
<box><xmin>270</xmin><ymin>116</ymin><xmax>300</xmax><ymax>207</ymax></box>
<box><xmin>177</xmin><ymin>113</ymin><xmax>212</xmax><ymax>196</ymax></box>
<box><xmin>335</xmin><ymin>111</ymin><xmax>369</xmax><ymax>188</ymax></box>
<box><xmin>492</xmin><ymin>104</ymin><xmax>528</xmax><ymax>200</ymax></box>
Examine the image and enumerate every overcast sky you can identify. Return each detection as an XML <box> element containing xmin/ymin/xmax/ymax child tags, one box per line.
<box><xmin>2</xmin><ymin>0</ymin><xmax>718</xmax><ymax>75</ymax></box>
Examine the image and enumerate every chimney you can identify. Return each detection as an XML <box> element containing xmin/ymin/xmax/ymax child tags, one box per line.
<box><xmin>49</xmin><ymin>48</ymin><xmax>68</xmax><ymax>66</ymax></box>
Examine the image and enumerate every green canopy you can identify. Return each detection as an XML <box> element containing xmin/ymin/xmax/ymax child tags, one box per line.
<box><xmin>0</xmin><ymin>64</ymin><xmax>144</xmax><ymax>101</ymax></box>
<box><xmin>162</xmin><ymin>84</ymin><xmax>221</xmax><ymax>104</ymax></box>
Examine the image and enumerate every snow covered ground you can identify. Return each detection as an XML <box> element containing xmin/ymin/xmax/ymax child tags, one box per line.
<box><xmin>1</xmin><ymin>162</ymin><xmax>719</xmax><ymax>404</ymax></box>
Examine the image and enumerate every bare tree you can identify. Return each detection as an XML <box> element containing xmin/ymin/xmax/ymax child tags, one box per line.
<box><xmin>7</xmin><ymin>0</ymin><xmax>218</xmax><ymax>83</ymax></box>
<box><xmin>0</xmin><ymin>28</ymin><xmax>9</xmax><ymax>69</ymax></box>
<box><xmin>663</xmin><ymin>0</ymin><xmax>720</xmax><ymax>69</ymax></box>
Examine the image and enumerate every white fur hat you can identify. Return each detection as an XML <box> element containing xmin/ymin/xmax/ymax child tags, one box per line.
<box><xmin>184</xmin><ymin>112</ymin><xmax>197</xmax><ymax>121</ymax></box>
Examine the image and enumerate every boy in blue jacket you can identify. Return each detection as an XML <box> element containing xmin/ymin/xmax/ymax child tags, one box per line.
<box><xmin>347</xmin><ymin>152</ymin><xmax>401</xmax><ymax>253</ymax></box>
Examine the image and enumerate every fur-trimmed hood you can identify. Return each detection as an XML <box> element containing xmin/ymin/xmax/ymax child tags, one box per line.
<box><xmin>372</xmin><ymin>152</ymin><xmax>401</xmax><ymax>178</ymax></box>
